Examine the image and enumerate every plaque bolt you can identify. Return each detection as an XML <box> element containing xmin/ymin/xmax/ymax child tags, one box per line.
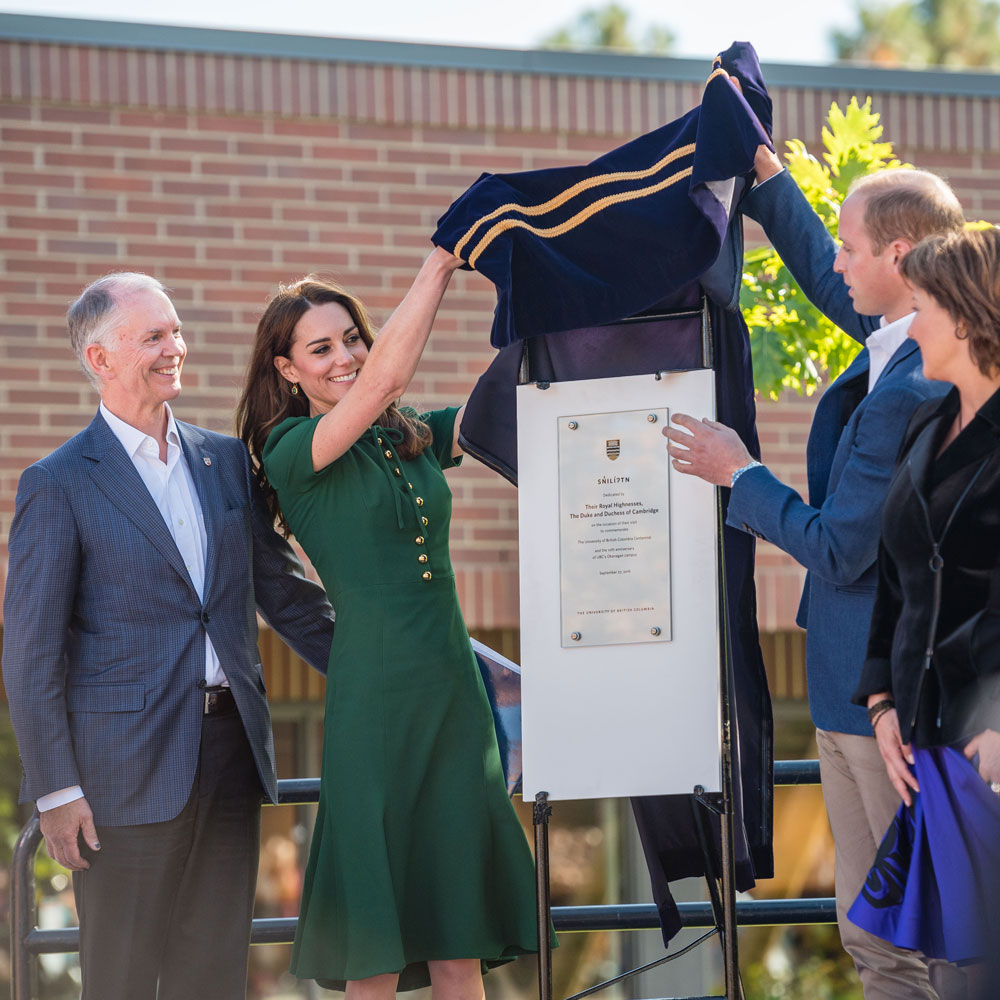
<box><xmin>650</xmin><ymin>626</ymin><xmax>661</xmax><ymax>636</ymax></box>
<box><xmin>570</xmin><ymin>631</ymin><xmax>581</xmax><ymax>641</ymax></box>
<box><xmin>647</xmin><ymin>413</ymin><xmax>657</xmax><ymax>423</ymax></box>
<box><xmin>568</xmin><ymin>420</ymin><xmax>579</xmax><ymax>430</ymax></box>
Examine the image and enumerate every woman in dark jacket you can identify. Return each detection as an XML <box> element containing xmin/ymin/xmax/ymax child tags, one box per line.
<box><xmin>850</xmin><ymin>227</ymin><xmax>1000</xmax><ymax>989</ymax></box>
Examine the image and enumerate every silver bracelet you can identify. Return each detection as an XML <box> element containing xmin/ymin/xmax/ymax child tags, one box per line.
<box><xmin>730</xmin><ymin>460</ymin><xmax>763</xmax><ymax>488</ymax></box>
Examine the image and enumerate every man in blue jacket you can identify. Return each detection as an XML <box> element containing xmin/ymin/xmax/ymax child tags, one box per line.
<box><xmin>2</xmin><ymin>273</ymin><xmax>335</xmax><ymax>1000</ymax></box>
<box><xmin>664</xmin><ymin>148</ymin><xmax>963</xmax><ymax>998</ymax></box>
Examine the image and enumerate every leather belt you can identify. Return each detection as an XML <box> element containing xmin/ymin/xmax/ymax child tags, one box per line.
<box><xmin>203</xmin><ymin>686</ymin><xmax>236</xmax><ymax>716</ymax></box>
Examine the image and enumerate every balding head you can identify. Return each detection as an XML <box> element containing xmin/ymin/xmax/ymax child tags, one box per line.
<box><xmin>847</xmin><ymin>168</ymin><xmax>965</xmax><ymax>252</ymax></box>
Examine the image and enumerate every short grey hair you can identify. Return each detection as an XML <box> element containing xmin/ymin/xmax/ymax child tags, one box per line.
<box><xmin>67</xmin><ymin>272</ymin><xmax>168</xmax><ymax>388</ymax></box>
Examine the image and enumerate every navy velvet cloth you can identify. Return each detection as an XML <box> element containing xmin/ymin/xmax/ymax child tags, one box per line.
<box><xmin>450</xmin><ymin>43</ymin><xmax>775</xmax><ymax>947</ymax></box>
<box><xmin>433</xmin><ymin>42</ymin><xmax>772</xmax><ymax>348</ymax></box>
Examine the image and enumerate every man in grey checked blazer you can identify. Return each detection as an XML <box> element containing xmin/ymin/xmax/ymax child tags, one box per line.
<box><xmin>2</xmin><ymin>273</ymin><xmax>335</xmax><ymax>1000</ymax></box>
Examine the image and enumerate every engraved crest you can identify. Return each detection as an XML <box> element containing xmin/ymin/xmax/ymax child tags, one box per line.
<box><xmin>606</xmin><ymin>439</ymin><xmax>620</xmax><ymax>461</ymax></box>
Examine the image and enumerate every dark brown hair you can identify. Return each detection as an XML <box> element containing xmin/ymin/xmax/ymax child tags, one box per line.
<box><xmin>236</xmin><ymin>275</ymin><xmax>431</xmax><ymax>534</ymax></box>
<box><xmin>900</xmin><ymin>227</ymin><xmax>1000</xmax><ymax>376</ymax></box>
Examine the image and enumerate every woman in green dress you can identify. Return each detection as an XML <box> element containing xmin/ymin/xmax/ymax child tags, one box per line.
<box><xmin>235</xmin><ymin>248</ymin><xmax>541</xmax><ymax>1000</ymax></box>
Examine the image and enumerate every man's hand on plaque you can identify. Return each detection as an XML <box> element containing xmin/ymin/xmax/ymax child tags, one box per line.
<box><xmin>663</xmin><ymin>414</ymin><xmax>751</xmax><ymax>487</ymax></box>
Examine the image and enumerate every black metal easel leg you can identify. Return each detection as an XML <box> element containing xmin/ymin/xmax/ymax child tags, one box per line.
<box><xmin>534</xmin><ymin>791</ymin><xmax>553</xmax><ymax>1000</ymax></box>
<box><xmin>716</xmin><ymin>491</ymin><xmax>743</xmax><ymax>1000</ymax></box>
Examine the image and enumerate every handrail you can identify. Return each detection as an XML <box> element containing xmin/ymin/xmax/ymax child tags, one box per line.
<box><xmin>10</xmin><ymin>760</ymin><xmax>830</xmax><ymax>999</ymax></box>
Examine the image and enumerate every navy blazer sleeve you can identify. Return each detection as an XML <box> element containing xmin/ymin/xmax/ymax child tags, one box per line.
<box><xmin>726</xmin><ymin>378</ymin><xmax>931</xmax><ymax>584</ymax></box>
<box><xmin>2</xmin><ymin>465</ymin><xmax>84</xmax><ymax>800</ymax></box>
<box><xmin>240</xmin><ymin>441</ymin><xmax>334</xmax><ymax>675</ymax></box>
<box><xmin>742</xmin><ymin>169</ymin><xmax>879</xmax><ymax>344</ymax></box>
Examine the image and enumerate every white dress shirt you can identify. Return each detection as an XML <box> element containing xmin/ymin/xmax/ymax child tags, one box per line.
<box><xmin>867</xmin><ymin>312</ymin><xmax>914</xmax><ymax>391</ymax></box>
<box><xmin>37</xmin><ymin>403</ymin><xmax>226</xmax><ymax>812</ymax></box>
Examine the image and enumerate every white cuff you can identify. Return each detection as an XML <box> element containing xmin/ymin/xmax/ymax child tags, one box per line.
<box><xmin>37</xmin><ymin>785</ymin><xmax>84</xmax><ymax>812</ymax></box>
<box><xmin>731</xmin><ymin>460</ymin><xmax>763</xmax><ymax>487</ymax></box>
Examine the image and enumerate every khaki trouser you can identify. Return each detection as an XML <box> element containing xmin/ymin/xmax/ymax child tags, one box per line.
<box><xmin>816</xmin><ymin>729</ymin><xmax>952</xmax><ymax>1000</ymax></box>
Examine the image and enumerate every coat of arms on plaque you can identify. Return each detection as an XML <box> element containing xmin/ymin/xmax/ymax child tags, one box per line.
<box><xmin>606</xmin><ymin>439</ymin><xmax>620</xmax><ymax>460</ymax></box>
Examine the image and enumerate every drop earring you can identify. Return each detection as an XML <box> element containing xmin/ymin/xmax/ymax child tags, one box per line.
<box><xmin>290</xmin><ymin>383</ymin><xmax>299</xmax><ymax>396</ymax></box>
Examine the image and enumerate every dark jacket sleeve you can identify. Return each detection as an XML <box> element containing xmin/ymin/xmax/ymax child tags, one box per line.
<box><xmin>742</xmin><ymin>169</ymin><xmax>879</xmax><ymax>343</ymax></box>
<box><xmin>243</xmin><ymin>442</ymin><xmax>335</xmax><ymax>675</ymax></box>
<box><xmin>853</xmin><ymin>538</ymin><xmax>902</xmax><ymax>703</ymax></box>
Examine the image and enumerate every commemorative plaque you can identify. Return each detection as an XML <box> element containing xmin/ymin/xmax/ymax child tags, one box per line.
<box><xmin>558</xmin><ymin>409</ymin><xmax>671</xmax><ymax>647</ymax></box>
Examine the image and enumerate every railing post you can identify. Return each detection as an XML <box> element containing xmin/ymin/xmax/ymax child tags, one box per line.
<box><xmin>533</xmin><ymin>791</ymin><xmax>552</xmax><ymax>1000</ymax></box>
<box><xmin>11</xmin><ymin>812</ymin><xmax>42</xmax><ymax>1000</ymax></box>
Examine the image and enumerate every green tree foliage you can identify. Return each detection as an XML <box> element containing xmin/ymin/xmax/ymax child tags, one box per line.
<box><xmin>540</xmin><ymin>2</ymin><xmax>675</xmax><ymax>53</ymax></box>
<box><xmin>741</xmin><ymin>98</ymin><xmax>906</xmax><ymax>400</ymax></box>
<box><xmin>833</xmin><ymin>0</ymin><xmax>1000</xmax><ymax>68</ymax></box>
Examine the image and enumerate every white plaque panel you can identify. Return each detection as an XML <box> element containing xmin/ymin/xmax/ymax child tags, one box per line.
<box><xmin>558</xmin><ymin>409</ymin><xmax>671</xmax><ymax>647</ymax></box>
<box><xmin>518</xmin><ymin>371</ymin><xmax>720</xmax><ymax>802</ymax></box>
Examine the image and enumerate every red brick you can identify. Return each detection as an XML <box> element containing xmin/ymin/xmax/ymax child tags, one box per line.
<box><xmin>161</xmin><ymin>265</ymin><xmax>236</xmax><ymax>282</ymax></box>
<box><xmin>349</xmin><ymin>167</ymin><xmax>417</xmax><ymax>185</ymax></box>
<box><xmin>6</xmin><ymin>258</ymin><xmax>77</xmax><ymax>275</ymax></box>
<box><xmin>275</xmin><ymin>164</ymin><xmax>344</xmax><ymax>181</ymax></box>
<box><xmin>8</xmin><ymin>214</ymin><xmax>77</xmax><ymax>232</ymax></box>
<box><xmin>386</xmin><ymin>148</ymin><xmax>453</xmax><ymax>166</ymax></box>
<box><xmin>2</xmin><ymin>127</ymin><xmax>74</xmax><ymax>145</ymax></box>
<box><xmin>281</xmin><ymin>206</ymin><xmax>349</xmax><ymax>223</ymax></box>
<box><xmin>0</xmin><ymin>149</ymin><xmax>34</xmax><ymax>165</ymax></box>
<box><xmin>277</xmin><ymin>249</ymin><xmax>351</xmax><ymax>267</ymax></box>
<box><xmin>237</xmin><ymin>182</ymin><xmax>307</xmax><ymax>200</ymax></box>
<box><xmin>81</xmin><ymin>131</ymin><xmax>151</xmax><ymax>150</ymax></box>
<box><xmin>201</xmin><ymin>160</ymin><xmax>267</xmax><ymax>177</ymax></box>
<box><xmin>271</xmin><ymin>120</ymin><xmax>342</xmax><ymax>139</ymax></box>
<box><xmin>346</xmin><ymin>124</ymin><xmax>415</xmax><ymax>142</ymax></box>
<box><xmin>5</xmin><ymin>170</ymin><xmax>74</xmax><ymax>188</ymax></box>
<box><xmin>125</xmin><ymin>199</ymin><xmax>198</xmax><ymax>216</ymax></box>
<box><xmin>205</xmin><ymin>203</ymin><xmax>275</xmax><ymax>219</ymax></box>
<box><xmin>169</xmin><ymin>137</ymin><xmax>231</xmax><ymax>154</ymax></box>
<box><xmin>39</xmin><ymin>107</ymin><xmax>113</xmax><ymax>125</ymax></box>
<box><xmin>240</xmin><ymin>224</ymin><xmax>310</xmax><ymax>243</ymax></box>
<box><xmin>233</xmin><ymin>139</ymin><xmax>299</xmax><ymax>158</ymax></box>
<box><xmin>161</xmin><ymin>179</ymin><xmax>232</xmax><ymax>197</ymax></box>
<box><xmin>122</xmin><ymin>156</ymin><xmax>192</xmax><ymax>174</ymax></box>
<box><xmin>47</xmin><ymin>194</ymin><xmax>117</xmax><ymax>212</ymax></box>
<box><xmin>0</xmin><ymin>236</ymin><xmax>38</xmax><ymax>251</ymax></box>
<box><xmin>194</xmin><ymin>115</ymin><xmax>267</xmax><ymax>135</ymax></box>
<box><xmin>47</xmin><ymin>238</ymin><xmax>119</xmax><ymax>255</ymax></box>
<box><xmin>0</xmin><ymin>192</ymin><xmax>38</xmax><ymax>207</ymax></box>
<box><xmin>358</xmin><ymin>251</ymin><xmax>425</xmax><ymax>269</ymax></box>
<box><xmin>86</xmin><ymin>219</ymin><xmax>158</xmax><ymax>236</ymax></box>
<box><xmin>44</xmin><ymin>151</ymin><xmax>116</xmax><ymax>169</ymax></box>
<box><xmin>313</xmin><ymin>142</ymin><xmax>382</xmax><ymax>162</ymax></box>
<box><xmin>204</xmin><ymin>246</ymin><xmax>273</xmax><ymax>262</ymax></box>
<box><xmin>0</xmin><ymin>280</ymin><xmax>38</xmax><ymax>295</ymax></box>
<box><xmin>165</xmin><ymin>223</ymin><xmax>236</xmax><ymax>239</ymax></box>
<box><xmin>118</xmin><ymin>110</ymin><xmax>190</xmax><ymax>130</ymax></box>
<box><xmin>83</xmin><ymin>175</ymin><xmax>154</xmax><ymax>193</ymax></box>
<box><xmin>313</xmin><ymin>186</ymin><xmax>380</xmax><ymax>204</ymax></box>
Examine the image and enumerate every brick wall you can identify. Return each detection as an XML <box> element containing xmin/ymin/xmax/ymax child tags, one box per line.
<box><xmin>2</xmin><ymin>19</ymin><xmax>999</xmax><ymax>634</ymax></box>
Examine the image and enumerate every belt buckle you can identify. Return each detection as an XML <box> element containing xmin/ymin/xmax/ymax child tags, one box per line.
<box><xmin>204</xmin><ymin>689</ymin><xmax>219</xmax><ymax>714</ymax></box>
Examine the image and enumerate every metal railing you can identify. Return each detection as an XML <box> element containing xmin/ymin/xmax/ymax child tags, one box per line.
<box><xmin>10</xmin><ymin>759</ymin><xmax>832</xmax><ymax>999</ymax></box>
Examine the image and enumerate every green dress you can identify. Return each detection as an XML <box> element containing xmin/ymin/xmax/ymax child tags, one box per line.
<box><xmin>263</xmin><ymin>407</ymin><xmax>540</xmax><ymax>991</ymax></box>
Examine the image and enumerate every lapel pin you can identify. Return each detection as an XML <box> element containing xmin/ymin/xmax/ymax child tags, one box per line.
<box><xmin>203</xmin><ymin>457</ymin><xmax>212</xmax><ymax>467</ymax></box>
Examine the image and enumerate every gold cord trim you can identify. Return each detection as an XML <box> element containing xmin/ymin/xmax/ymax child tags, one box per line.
<box><xmin>467</xmin><ymin>165</ymin><xmax>694</xmax><ymax>268</ymax></box>
<box><xmin>453</xmin><ymin>142</ymin><xmax>696</xmax><ymax>258</ymax></box>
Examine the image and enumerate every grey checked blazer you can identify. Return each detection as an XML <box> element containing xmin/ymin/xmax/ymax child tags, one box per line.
<box><xmin>2</xmin><ymin>410</ymin><xmax>334</xmax><ymax>827</ymax></box>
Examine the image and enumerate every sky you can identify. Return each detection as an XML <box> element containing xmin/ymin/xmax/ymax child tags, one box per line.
<box><xmin>5</xmin><ymin>0</ymin><xmax>862</xmax><ymax>65</ymax></box>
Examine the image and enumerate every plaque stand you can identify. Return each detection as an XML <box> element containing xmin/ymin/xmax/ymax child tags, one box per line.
<box><xmin>525</xmin><ymin>298</ymin><xmax>744</xmax><ymax>1000</ymax></box>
